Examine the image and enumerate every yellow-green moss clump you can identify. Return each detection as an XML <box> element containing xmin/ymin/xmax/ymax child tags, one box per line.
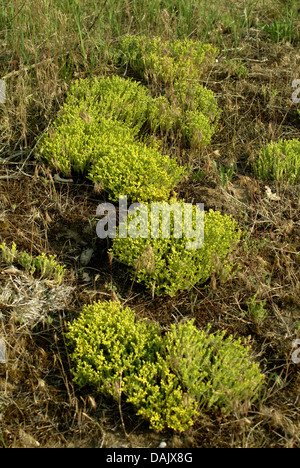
<box><xmin>62</xmin><ymin>74</ymin><xmax>165</xmax><ymax>134</ymax></box>
<box><xmin>38</xmin><ymin>38</ymin><xmax>221</xmax><ymax>197</ymax></box>
<box><xmin>0</xmin><ymin>242</ymin><xmax>66</xmax><ymax>284</ymax></box>
<box><xmin>37</xmin><ymin>75</ymin><xmax>185</xmax><ymax>203</ymax></box>
<box><xmin>253</xmin><ymin>138</ymin><xmax>300</xmax><ymax>185</ymax></box>
<box><xmin>110</xmin><ymin>201</ymin><xmax>241</xmax><ymax>296</ymax></box>
<box><xmin>113</xmin><ymin>35</ymin><xmax>218</xmax><ymax>85</ymax></box>
<box><xmin>112</xmin><ymin>35</ymin><xmax>221</xmax><ymax>147</ymax></box>
<box><xmin>66</xmin><ymin>300</ymin><xmax>264</xmax><ymax>433</ymax></box>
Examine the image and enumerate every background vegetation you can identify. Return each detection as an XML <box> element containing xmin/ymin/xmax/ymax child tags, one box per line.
<box><xmin>0</xmin><ymin>0</ymin><xmax>299</xmax><ymax>448</ymax></box>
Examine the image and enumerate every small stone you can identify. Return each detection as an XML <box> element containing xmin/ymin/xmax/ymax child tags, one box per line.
<box><xmin>19</xmin><ymin>429</ymin><xmax>40</xmax><ymax>448</ymax></box>
<box><xmin>158</xmin><ymin>441</ymin><xmax>167</xmax><ymax>448</ymax></box>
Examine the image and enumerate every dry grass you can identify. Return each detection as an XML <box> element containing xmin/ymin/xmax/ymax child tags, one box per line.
<box><xmin>0</xmin><ymin>0</ymin><xmax>299</xmax><ymax>448</ymax></box>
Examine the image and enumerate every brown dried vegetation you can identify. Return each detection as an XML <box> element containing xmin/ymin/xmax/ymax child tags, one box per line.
<box><xmin>0</xmin><ymin>0</ymin><xmax>299</xmax><ymax>448</ymax></box>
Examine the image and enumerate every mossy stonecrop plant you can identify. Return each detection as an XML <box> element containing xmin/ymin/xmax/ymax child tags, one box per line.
<box><xmin>0</xmin><ymin>242</ymin><xmax>66</xmax><ymax>284</ymax></box>
<box><xmin>253</xmin><ymin>138</ymin><xmax>300</xmax><ymax>185</ymax></box>
<box><xmin>89</xmin><ymin>130</ymin><xmax>184</xmax><ymax>203</ymax></box>
<box><xmin>113</xmin><ymin>35</ymin><xmax>221</xmax><ymax>148</ymax></box>
<box><xmin>165</xmin><ymin>321</ymin><xmax>264</xmax><ymax>413</ymax></box>
<box><xmin>66</xmin><ymin>300</ymin><xmax>264</xmax><ymax>432</ymax></box>
<box><xmin>173</xmin><ymin>80</ymin><xmax>221</xmax><ymax>147</ymax></box>
<box><xmin>114</xmin><ymin>35</ymin><xmax>218</xmax><ymax>85</ymax></box>
<box><xmin>63</xmin><ymin>75</ymin><xmax>165</xmax><ymax>134</ymax></box>
<box><xmin>65</xmin><ymin>301</ymin><xmax>161</xmax><ymax>392</ymax></box>
<box><xmin>111</xmin><ymin>200</ymin><xmax>241</xmax><ymax>296</ymax></box>
<box><xmin>65</xmin><ymin>300</ymin><xmax>198</xmax><ymax>433</ymax></box>
<box><xmin>37</xmin><ymin>75</ymin><xmax>185</xmax><ymax>203</ymax></box>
